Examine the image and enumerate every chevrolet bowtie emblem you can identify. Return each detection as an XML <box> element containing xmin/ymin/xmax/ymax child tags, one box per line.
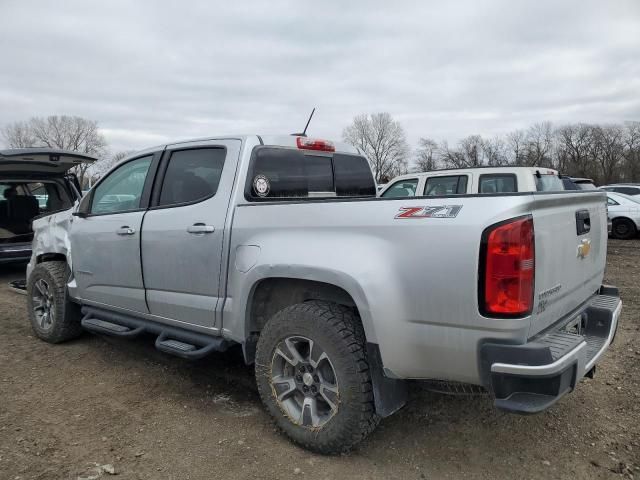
<box><xmin>577</xmin><ymin>239</ymin><xmax>591</xmax><ymax>259</ymax></box>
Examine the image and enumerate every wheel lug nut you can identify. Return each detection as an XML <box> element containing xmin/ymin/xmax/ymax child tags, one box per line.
<box><xmin>299</xmin><ymin>365</ymin><xmax>306</xmax><ymax>373</ymax></box>
<box><xmin>302</xmin><ymin>385</ymin><xmax>309</xmax><ymax>392</ymax></box>
<box><xmin>311</xmin><ymin>385</ymin><xmax>317</xmax><ymax>393</ymax></box>
<box><xmin>313</xmin><ymin>375</ymin><xmax>319</xmax><ymax>383</ymax></box>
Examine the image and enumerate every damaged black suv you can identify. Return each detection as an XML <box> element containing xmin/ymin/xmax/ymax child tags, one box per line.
<box><xmin>0</xmin><ymin>149</ymin><xmax>95</xmax><ymax>264</ymax></box>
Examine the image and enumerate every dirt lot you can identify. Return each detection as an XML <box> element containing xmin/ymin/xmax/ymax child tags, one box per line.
<box><xmin>0</xmin><ymin>240</ymin><xmax>638</xmax><ymax>480</ymax></box>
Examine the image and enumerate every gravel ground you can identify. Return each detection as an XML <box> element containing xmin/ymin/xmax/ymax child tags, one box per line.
<box><xmin>0</xmin><ymin>239</ymin><xmax>638</xmax><ymax>479</ymax></box>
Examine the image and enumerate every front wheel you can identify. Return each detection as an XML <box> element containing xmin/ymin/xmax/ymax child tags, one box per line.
<box><xmin>27</xmin><ymin>261</ymin><xmax>83</xmax><ymax>343</ymax></box>
<box><xmin>612</xmin><ymin>218</ymin><xmax>637</xmax><ymax>240</ymax></box>
<box><xmin>255</xmin><ymin>301</ymin><xmax>379</xmax><ymax>454</ymax></box>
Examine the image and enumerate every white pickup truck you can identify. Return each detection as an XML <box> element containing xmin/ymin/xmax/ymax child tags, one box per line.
<box><xmin>379</xmin><ymin>166</ymin><xmax>563</xmax><ymax>197</ymax></box>
<box><xmin>25</xmin><ymin>135</ymin><xmax>621</xmax><ymax>453</ymax></box>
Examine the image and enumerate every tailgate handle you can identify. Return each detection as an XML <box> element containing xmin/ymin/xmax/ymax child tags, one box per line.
<box><xmin>575</xmin><ymin>210</ymin><xmax>591</xmax><ymax>235</ymax></box>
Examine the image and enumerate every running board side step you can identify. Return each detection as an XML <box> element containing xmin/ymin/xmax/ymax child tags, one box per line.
<box><xmin>155</xmin><ymin>333</ymin><xmax>228</xmax><ymax>360</ymax></box>
<box><xmin>80</xmin><ymin>306</ymin><xmax>231</xmax><ymax>360</ymax></box>
<box><xmin>81</xmin><ymin>316</ymin><xmax>145</xmax><ymax>337</ymax></box>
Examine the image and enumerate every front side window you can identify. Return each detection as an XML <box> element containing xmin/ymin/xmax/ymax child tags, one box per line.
<box><xmin>479</xmin><ymin>174</ymin><xmax>517</xmax><ymax>194</ymax></box>
<box><xmin>158</xmin><ymin>148</ymin><xmax>226</xmax><ymax>207</ymax></box>
<box><xmin>424</xmin><ymin>175</ymin><xmax>468</xmax><ymax>195</ymax></box>
<box><xmin>381</xmin><ymin>179</ymin><xmax>418</xmax><ymax>198</ymax></box>
<box><xmin>91</xmin><ymin>156</ymin><xmax>152</xmax><ymax>214</ymax></box>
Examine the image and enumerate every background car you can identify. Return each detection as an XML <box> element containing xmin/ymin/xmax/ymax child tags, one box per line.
<box><xmin>0</xmin><ymin>148</ymin><xmax>95</xmax><ymax>264</ymax></box>
<box><xmin>606</xmin><ymin>191</ymin><xmax>640</xmax><ymax>239</ymax></box>
<box><xmin>561</xmin><ymin>176</ymin><xmax>597</xmax><ymax>190</ymax></box>
<box><xmin>601</xmin><ymin>184</ymin><xmax>640</xmax><ymax>196</ymax></box>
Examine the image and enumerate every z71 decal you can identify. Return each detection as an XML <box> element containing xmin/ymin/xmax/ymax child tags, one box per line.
<box><xmin>395</xmin><ymin>205</ymin><xmax>463</xmax><ymax>219</ymax></box>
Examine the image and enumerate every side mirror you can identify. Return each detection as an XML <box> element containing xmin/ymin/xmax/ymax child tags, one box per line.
<box><xmin>73</xmin><ymin>192</ymin><xmax>92</xmax><ymax>218</ymax></box>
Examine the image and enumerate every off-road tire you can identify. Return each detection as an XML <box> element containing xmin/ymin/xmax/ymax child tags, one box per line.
<box><xmin>255</xmin><ymin>301</ymin><xmax>379</xmax><ymax>454</ymax></box>
<box><xmin>612</xmin><ymin>218</ymin><xmax>637</xmax><ymax>240</ymax></box>
<box><xmin>27</xmin><ymin>261</ymin><xmax>83</xmax><ymax>343</ymax></box>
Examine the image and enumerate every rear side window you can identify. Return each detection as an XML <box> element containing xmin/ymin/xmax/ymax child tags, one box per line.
<box><xmin>246</xmin><ymin>147</ymin><xmax>375</xmax><ymax>200</ymax></box>
<box><xmin>381</xmin><ymin>179</ymin><xmax>418</xmax><ymax>198</ymax></box>
<box><xmin>424</xmin><ymin>175</ymin><xmax>468</xmax><ymax>195</ymax></box>
<box><xmin>607</xmin><ymin>197</ymin><xmax>619</xmax><ymax>205</ymax></box>
<box><xmin>534</xmin><ymin>174</ymin><xmax>564</xmax><ymax>192</ymax></box>
<box><xmin>479</xmin><ymin>174</ymin><xmax>517</xmax><ymax>194</ymax></box>
<box><xmin>615</xmin><ymin>186</ymin><xmax>640</xmax><ymax>196</ymax></box>
<box><xmin>159</xmin><ymin>148</ymin><xmax>226</xmax><ymax>207</ymax></box>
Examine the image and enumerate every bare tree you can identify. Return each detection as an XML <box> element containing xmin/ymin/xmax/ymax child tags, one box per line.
<box><xmin>1</xmin><ymin>120</ymin><xmax>36</xmax><ymax>148</ymax></box>
<box><xmin>506</xmin><ymin>129</ymin><xmax>527</xmax><ymax>165</ymax></box>
<box><xmin>556</xmin><ymin>123</ymin><xmax>593</xmax><ymax>178</ymax></box>
<box><xmin>1</xmin><ymin>115</ymin><xmax>107</xmax><ymax>186</ymax></box>
<box><xmin>623</xmin><ymin>122</ymin><xmax>640</xmax><ymax>182</ymax></box>
<box><xmin>591</xmin><ymin>125</ymin><xmax>625</xmax><ymax>184</ymax></box>
<box><xmin>524</xmin><ymin>122</ymin><xmax>554</xmax><ymax>167</ymax></box>
<box><xmin>414</xmin><ymin>137</ymin><xmax>439</xmax><ymax>172</ymax></box>
<box><xmin>481</xmin><ymin>136</ymin><xmax>508</xmax><ymax>166</ymax></box>
<box><xmin>342</xmin><ymin>113</ymin><xmax>409</xmax><ymax>182</ymax></box>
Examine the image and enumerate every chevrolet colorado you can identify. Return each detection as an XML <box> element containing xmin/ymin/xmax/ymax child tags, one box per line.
<box><xmin>26</xmin><ymin>135</ymin><xmax>621</xmax><ymax>453</ymax></box>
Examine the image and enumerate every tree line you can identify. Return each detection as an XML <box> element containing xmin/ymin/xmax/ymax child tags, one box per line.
<box><xmin>1</xmin><ymin>116</ymin><xmax>128</xmax><ymax>188</ymax></box>
<box><xmin>3</xmin><ymin>114</ymin><xmax>639</xmax><ymax>187</ymax></box>
<box><xmin>343</xmin><ymin>114</ymin><xmax>640</xmax><ymax>185</ymax></box>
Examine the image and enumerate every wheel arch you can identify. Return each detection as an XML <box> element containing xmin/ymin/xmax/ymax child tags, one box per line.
<box><xmin>244</xmin><ymin>276</ymin><xmax>375</xmax><ymax>342</ymax></box>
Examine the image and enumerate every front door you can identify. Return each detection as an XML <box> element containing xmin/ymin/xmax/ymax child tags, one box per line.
<box><xmin>141</xmin><ymin>140</ymin><xmax>241</xmax><ymax>329</ymax></box>
<box><xmin>70</xmin><ymin>154</ymin><xmax>156</xmax><ymax>313</ymax></box>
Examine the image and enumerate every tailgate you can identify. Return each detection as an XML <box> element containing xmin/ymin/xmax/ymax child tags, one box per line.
<box><xmin>529</xmin><ymin>191</ymin><xmax>608</xmax><ymax>337</ymax></box>
<box><xmin>0</xmin><ymin>148</ymin><xmax>96</xmax><ymax>176</ymax></box>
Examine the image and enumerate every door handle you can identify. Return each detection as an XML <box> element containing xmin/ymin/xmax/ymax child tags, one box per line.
<box><xmin>116</xmin><ymin>226</ymin><xmax>136</xmax><ymax>236</ymax></box>
<box><xmin>187</xmin><ymin>223</ymin><xmax>215</xmax><ymax>234</ymax></box>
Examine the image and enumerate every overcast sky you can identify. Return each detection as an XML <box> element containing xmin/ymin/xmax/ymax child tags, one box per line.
<box><xmin>1</xmin><ymin>0</ymin><xmax>639</xmax><ymax>155</ymax></box>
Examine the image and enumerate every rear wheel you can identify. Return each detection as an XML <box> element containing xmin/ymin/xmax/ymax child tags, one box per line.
<box><xmin>27</xmin><ymin>261</ymin><xmax>83</xmax><ymax>343</ymax></box>
<box><xmin>255</xmin><ymin>301</ymin><xmax>379</xmax><ymax>454</ymax></box>
<box><xmin>612</xmin><ymin>218</ymin><xmax>637</xmax><ymax>240</ymax></box>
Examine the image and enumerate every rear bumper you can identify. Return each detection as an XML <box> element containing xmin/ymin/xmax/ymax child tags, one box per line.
<box><xmin>480</xmin><ymin>286</ymin><xmax>621</xmax><ymax>414</ymax></box>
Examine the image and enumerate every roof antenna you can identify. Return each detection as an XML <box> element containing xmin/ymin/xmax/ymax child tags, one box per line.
<box><xmin>292</xmin><ymin>107</ymin><xmax>315</xmax><ymax>137</ymax></box>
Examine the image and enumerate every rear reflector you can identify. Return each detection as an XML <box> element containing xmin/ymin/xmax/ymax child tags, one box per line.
<box><xmin>296</xmin><ymin>137</ymin><xmax>335</xmax><ymax>152</ymax></box>
<box><xmin>480</xmin><ymin>216</ymin><xmax>535</xmax><ymax>317</ymax></box>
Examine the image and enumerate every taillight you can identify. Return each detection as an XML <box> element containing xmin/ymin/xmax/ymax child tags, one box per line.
<box><xmin>296</xmin><ymin>137</ymin><xmax>335</xmax><ymax>152</ymax></box>
<box><xmin>480</xmin><ymin>216</ymin><xmax>535</xmax><ymax>317</ymax></box>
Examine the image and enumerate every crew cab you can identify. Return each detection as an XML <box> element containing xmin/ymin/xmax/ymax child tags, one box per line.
<box><xmin>379</xmin><ymin>166</ymin><xmax>563</xmax><ymax>198</ymax></box>
<box><xmin>26</xmin><ymin>135</ymin><xmax>620</xmax><ymax>453</ymax></box>
<box><xmin>0</xmin><ymin>149</ymin><xmax>94</xmax><ymax>264</ymax></box>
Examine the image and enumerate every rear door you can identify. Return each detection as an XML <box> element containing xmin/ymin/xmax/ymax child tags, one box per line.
<box><xmin>528</xmin><ymin>191</ymin><xmax>608</xmax><ymax>336</ymax></box>
<box><xmin>140</xmin><ymin>139</ymin><xmax>241</xmax><ymax>330</ymax></box>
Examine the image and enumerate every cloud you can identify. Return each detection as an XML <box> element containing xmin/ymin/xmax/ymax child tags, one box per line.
<box><xmin>1</xmin><ymin>0</ymin><xmax>638</xmax><ymax>153</ymax></box>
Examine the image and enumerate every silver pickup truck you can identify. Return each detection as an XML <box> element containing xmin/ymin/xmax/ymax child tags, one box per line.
<box><xmin>26</xmin><ymin>135</ymin><xmax>621</xmax><ymax>453</ymax></box>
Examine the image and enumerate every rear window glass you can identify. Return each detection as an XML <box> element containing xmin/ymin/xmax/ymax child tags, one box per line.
<box><xmin>424</xmin><ymin>175</ymin><xmax>467</xmax><ymax>195</ymax></box>
<box><xmin>381</xmin><ymin>179</ymin><xmax>418</xmax><ymax>198</ymax></box>
<box><xmin>479</xmin><ymin>174</ymin><xmax>517</xmax><ymax>193</ymax></box>
<box><xmin>246</xmin><ymin>147</ymin><xmax>375</xmax><ymax>200</ymax></box>
<box><xmin>333</xmin><ymin>154</ymin><xmax>376</xmax><ymax>196</ymax></box>
<box><xmin>535</xmin><ymin>174</ymin><xmax>564</xmax><ymax>192</ymax></box>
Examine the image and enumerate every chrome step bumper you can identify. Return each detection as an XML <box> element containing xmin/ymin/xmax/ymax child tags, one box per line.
<box><xmin>480</xmin><ymin>286</ymin><xmax>622</xmax><ymax>414</ymax></box>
